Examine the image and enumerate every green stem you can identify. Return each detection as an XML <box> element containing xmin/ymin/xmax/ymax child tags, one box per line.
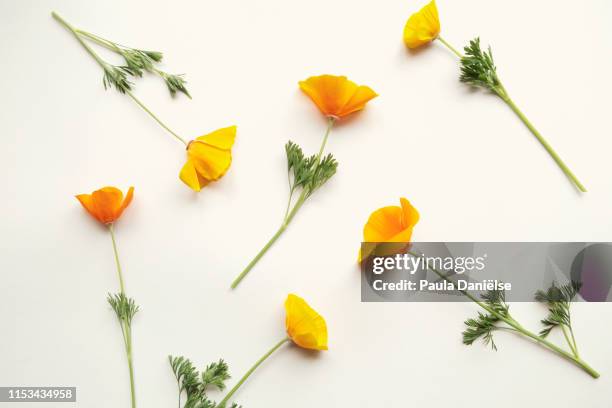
<box><xmin>217</xmin><ymin>338</ymin><xmax>289</xmax><ymax>408</ymax></box>
<box><xmin>108</xmin><ymin>224</ymin><xmax>126</xmax><ymax>294</ymax></box>
<box><xmin>569</xmin><ymin>325</ymin><xmax>580</xmax><ymax>358</ymax></box>
<box><xmin>76</xmin><ymin>29</ymin><xmax>121</xmax><ymax>52</ymax></box>
<box><xmin>561</xmin><ymin>324</ymin><xmax>578</xmax><ymax>357</ymax></box>
<box><xmin>230</xmin><ymin>118</ymin><xmax>335</xmax><ymax>289</ymax></box>
<box><xmin>107</xmin><ymin>223</ymin><xmax>137</xmax><ymax>406</ymax></box>
<box><xmin>499</xmin><ymin>92</ymin><xmax>586</xmax><ymax>192</ymax></box>
<box><xmin>52</xmin><ymin>12</ymin><xmax>112</xmax><ymax>74</ymax></box>
<box><xmin>436</xmin><ymin>35</ymin><xmax>463</xmax><ymax>58</ymax></box>
<box><xmin>125</xmin><ymin>325</ymin><xmax>137</xmax><ymax>408</ymax></box>
<box><xmin>408</xmin><ymin>251</ymin><xmax>599</xmax><ymax>378</ymax></box>
<box><xmin>52</xmin><ymin>12</ymin><xmax>188</xmax><ymax>146</ymax></box>
<box><xmin>125</xmin><ymin>90</ymin><xmax>188</xmax><ymax>145</ymax></box>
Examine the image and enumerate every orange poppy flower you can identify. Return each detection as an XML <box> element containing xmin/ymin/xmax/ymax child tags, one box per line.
<box><xmin>299</xmin><ymin>75</ymin><xmax>377</xmax><ymax>119</ymax></box>
<box><xmin>360</xmin><ymin>197</ymin><xmax>419</xmax><ymax>261</ymax></box>
<box><xmin>179</xmin><ymin>126</ymin><xmax>237</xmax><ymax>192</ymax></box>
<box><xmin>76</xmin><ymin>186</ymin><xmax>134</xmax><ymax>225</ymax></box>
<box><xmin>285</xmin><ymin>294</ymin><xmax>328</xmax><ymax>351</ymax></box>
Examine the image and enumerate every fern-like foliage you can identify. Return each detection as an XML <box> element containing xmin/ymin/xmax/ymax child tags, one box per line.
<box><xmin>169</xmin><ymin>356</ymin><xmax>239</xmax><ymax>408</ymax></box>
<box><xmin>535</xmin><ymin>281</ymin><xmax>581</xmax><ymax>338</ymax></box>
<box><xmin>460</xmin><ymin>37</ymin><xmax>505</xmax><ymax>98</ymax></box>
<box><xmin>107</xmin><ymin>292</ymin><xmax>139</xmax><ymax>324</ymax></box>
<box><xmin>285</xmin><ymin>141</ymin><xmax>337</xmax><ymax>198</ymax></box>
<box><xmin>462</xmin><ymin>289</ymin><xmax>509</xmax><ymax>351</ymax></box>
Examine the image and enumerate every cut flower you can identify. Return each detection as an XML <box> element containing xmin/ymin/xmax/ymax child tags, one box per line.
<box><xmin>179</xmin><ymin>126</ymin><xmax>237</xmax><ymax>191</ymax></box>
<box><xmin>231</xmin><ymin>75</ymin><xmax>377</xmax><ymax>288</ymax></box>
<box><xmin>76</xmin><ymin>186</ymin><xmax>134</xmax><ymax>225</ymax></box>
<box><xmin>299</xmin><ymin>75</ymin><xmax>377</xmax><ymax>119</ymax></box>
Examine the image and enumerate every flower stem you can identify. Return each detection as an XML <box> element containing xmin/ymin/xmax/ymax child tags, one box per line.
<box><xmin>217</xmin><ymin>337</ymin><xmax>289</xmax><ymax>408</ymax></box>
<box><xmin>51</xmin><ymin>11</ymin><xmax>188</xmax><ymax>146</ymax></box>
<box><xmin>436</xmin><ymin>36</ymin><xmax>463</xmax><ymax>58</ymax></box>
<box><xmin>125</xmin><ymin>90</ymin><xmax>188</xmax><ymax>145</ymax></box>
<box><xmin>230</xmin><ymin>118</ymin><xmax>335</xmax><ymax>289</ymax></box>
<box><xmin>498</xmin><ymin>91</ymin><xmax>586</xmax><ymax>192</ymax></box>
<box><xmin>109</xmin><ymin>223</ymin><xmax>126</xmax><ymax>294</ymax></box>
<box><xmin>108</xmin><ymin>224</ymin><xmax>138</xmax><ymax>407</ymax></box>
<box><xmin>125</xmin><ymin>326</ymin><xmax>137</xmax><ymax>408</ymax></box>
<box><xmin>408</xmin><ymin>251</ymin><xmax>599</xmax><ymax>378</ymax></box>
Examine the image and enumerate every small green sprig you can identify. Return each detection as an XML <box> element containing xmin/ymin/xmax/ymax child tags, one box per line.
<box><xmin>107</xmin><ymin>292</ymin><xmax>139</xmax><ymax>324</ymax></box>
<box><xmin>169</xmin><ymin>356</ymin><xmax>239</xmax><ymax>408</ymax></box>
<box><xmin>285</xmin><ymin>141</ymin><xmax>338</xmax><ymax>201</ymax></box>
<box><xmin>457</xmin><ymin>281</ymin><xmax>598</xmax><ymax>377</ymax></box>
<box><xmin>462</xmin><ymin>289</ymin><xmax>509</xmax><ymax>351</ymax></box>
<box><xmin>535</xmin><ymin>281</ymin><xmax>581</xmax><ymax>356</ymax></box>
<box><xmin>412</xmin><ymin>250</ymin><xmax>599</xmax><ymax>378</ymax></box>
<box><xmin>459</xmin><ymin>37</ymin><xmax>504</xmax><ymax>97</ymax></box>
<box><xmin>436</xmin><ymin>35</ymin><xmax>586</xmax><ymax>192</ymax></box>
<box><xmin>52</xmin><ymin>11</ymin><xmax>190</xmax><ymax>145</ymax></box>
<box><xmin>71</xmin><ymin>26</ymin><xmax>191</xmax><ymax>98</ymax></box>
<box><xmin>231</xmin><ymin>117</ymin><xmax>337</xmax><ymax>288</ymax></box>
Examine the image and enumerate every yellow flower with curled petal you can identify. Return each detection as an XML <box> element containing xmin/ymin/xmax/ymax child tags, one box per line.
<box><xmin>216</xmin><ymin>294</ymin><xmax>328</xmax><ymax>407</ymax></box>
<box><xmin>359</xmin><ymin>197</ymin><xmax>420</xmax><ymax>262</ymax></box>
<box><xmin>179</xmin><ymin>126</ymin><xmax>237</xmax><ymax>191</ymax></box>
<box><xmin>403</xmin><ymin>0</ymin><xmax>441</xmax><ymax>49</ymax></box>
<box><xmin>285</xmin><ymin>294</ymin><xmax>328</xmax><ymax>350</ymax></box>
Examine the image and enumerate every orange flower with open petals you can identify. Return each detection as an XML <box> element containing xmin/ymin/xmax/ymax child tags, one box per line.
<box><xmin>299</xmin><ymin>75</ymin><xmax>377</xmax><ymax>119</ymax></box>
<box><xmin>76</xmin><ymin>186</ymin><xmax>134</xmax><ymax>225</ymax></box>
<box><xmin>360</xmin><ymin>197</ymin><xmax>419</xmax><ymax>261</ymax></box>
<box><xmin>403</xmin><ymin>0</ymin><xmax>441</xmax><ymax>49</ymax></box>
<box><xmin>179</xmin><ymin>126</ymin><xmax>237</xmax><ymax>192</ymax></box>
<box><xmin>285</xmin><ymin>294</ymin><xmax>328</xmax><ymax>351</ymax></box>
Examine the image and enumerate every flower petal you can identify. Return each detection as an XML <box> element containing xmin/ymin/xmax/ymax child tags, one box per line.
<box><xmin>339</xmin><ymin>85</ymin><xmax>378</xmax><ymax>117</ymax></box>
<box><xmin>400</xmin><ymin>197</ymin><xmax>419</xmax><ymax>229</ymax></box>
<box><xmin>195</xmin><ymin>126</ymin><xmax>237</xmax><ymax>150</ymax></box>
<box><xmin>75</xmin><ymin>193</ymin><xmax>100</xmax><ymax>223</ymax></box>
<box><xmin>363</xmin><ymin>206</ymin><xmax>404</xmax><ymax>242</ymax></box>
<box><xmin>179</xmin><ymin>159</ymin><xmax>203</xmax><ymax>191</ymax></box>
<box><xmin>188</xmin><ymin>142</ymin><xmax>232</xmax><ymax>181</ymax></box>
<box><xmin>92</xmin><ymin>187</ymin><xmax>124</xmax><ymax>224</ymax></box>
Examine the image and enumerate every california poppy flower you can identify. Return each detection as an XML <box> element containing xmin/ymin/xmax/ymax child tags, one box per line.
<box><xmin>76</xmin><ymin>186</ymin><xmax>134</xmax><ymax>225</ymax></box>
<box><xmin>285</xmin><ymin>293</ymin><xmax>328</xmax><ymax>350</ymax></box>
<box><xmin>403</xmin><ymin>0</ymin><xmax>441</xmax><ymax>49</ymax></box>
<box><xmin>75</xmin><ymin>185</ymin><xmax>139</xmax><ymax>407</ymax></box>
<box><xmin>179</xmin><ymin>126</ymin><xmax>237</xmax><ymax>191</ymax></box>
<box><xmin>360</xmin><ymin>197</ymin><xmax>419</xmax><ymax>261</ymax></box>
<box><xmin>232</xmin><ymin>76</ymin><xmax>377</xmax><ymax>289</ymax></box>
<box><xmin>215</xmin><ymin>294</ymin><xmax>328</xmax><ymax>407</ymax></box>
<box><xmin>299</xmin><ymin>75</ymin><xmax>377</xmax><ymax>119</ymax></box>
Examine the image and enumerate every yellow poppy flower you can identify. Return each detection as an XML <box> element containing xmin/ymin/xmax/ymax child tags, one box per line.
<box><xmin>179</xmin><ymin>126</ymin><xmax>237</xmax><ymax>191</ymax></box>
<box><xmin>360</xmin><ymin>197</ymin><xmax>419</xmax><ymax>261</ymax></box>
<box><xmin>403</xmin><ymin>0</ymin><xmax>441</xmax><ymax>49</ymax></box>
<box><xmin>299</xmin><ymin>75</ymin><xmax>377</xmax><ymax>119</ymax></box>
<box><xmin>76</xmin><ymin>186</ymin><xmax>134</xmax><ymax>225</ymax></box>
<box><xmin>285</xmin><ymin>294</ymin><xmax>328</xmax><ymax>351</ymax></box>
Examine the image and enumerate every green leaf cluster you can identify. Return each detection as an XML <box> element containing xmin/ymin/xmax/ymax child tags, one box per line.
<box><xmin>459</xmin><ymin>37</ymin><xmax>505</xmax><ymax>98</ymax></box>
<box><xmin>107</xmin><ymin>292</ymin><xmax>139</xmax><ymax>325</ymax></box>
<box><xmin>535</xmin><ymin>281</ymin><xmax>581</xmax><ymax>338</ymax></box>
<box><xmin>169</xmin><ymin>356</ymin><xmax>239</xmax><ymax>408</ymax></box>
<box><xmin>462</xmin><ymin>289</ymin><xmax>509</xmax><ymax>350</ymax></box>
<box><xmin>285</xmin><ymin>141</ymin><xmax>338</xmax><ymax>199</ymax></box>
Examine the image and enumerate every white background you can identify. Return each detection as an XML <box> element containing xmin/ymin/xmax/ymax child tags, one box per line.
<box><xmin>1</xmin><ymin>0</ymin><xmax>612</xmax><ymax>407</ymax></box>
